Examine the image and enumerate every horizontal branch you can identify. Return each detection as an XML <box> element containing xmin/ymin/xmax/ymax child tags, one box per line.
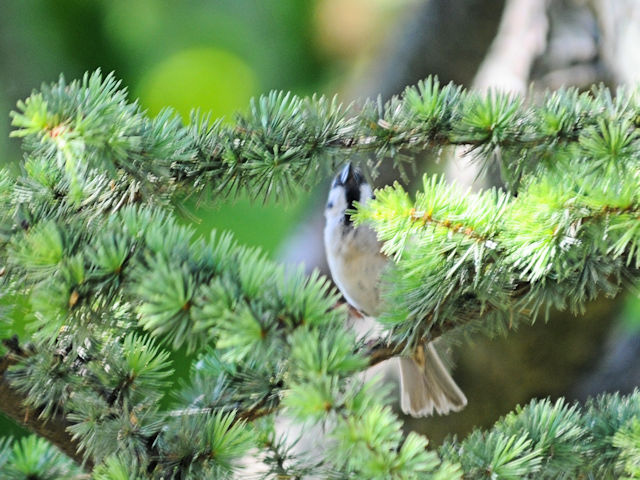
<box><xmin>10</xmin><ymin>71</ymin><xmax>629</xmax><ymax>215</ymax></box>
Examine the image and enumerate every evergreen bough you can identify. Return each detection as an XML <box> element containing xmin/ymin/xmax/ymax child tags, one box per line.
<box><xmin>0</xmin><ymin>70</ymin><xmax>638</xmax><ymax>478</ymax></box>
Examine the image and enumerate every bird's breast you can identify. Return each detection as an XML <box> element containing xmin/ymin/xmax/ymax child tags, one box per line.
<box><xmin>324</xmin><ymin>223</ymin><xmax>388</xmax><ymax>316</ymax></box>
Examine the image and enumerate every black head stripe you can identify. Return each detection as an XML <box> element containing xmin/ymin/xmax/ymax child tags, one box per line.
<box><xmin>344</xmin><ymin>182</ymin><xmax>361</xmax><ymax>224</ymax></box>
<box><xmin>332</xmin><ymin>164</ymin><xmax>366</xmax><ymax>225</ymax></box>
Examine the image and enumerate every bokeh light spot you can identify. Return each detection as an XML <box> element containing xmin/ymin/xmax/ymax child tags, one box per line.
<box><xmin>136</xmin><ymin>47</ymin><xmax>258</xmax><ymax>120</ymax></box>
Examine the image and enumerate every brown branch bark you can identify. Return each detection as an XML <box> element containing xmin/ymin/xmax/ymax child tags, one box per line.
<box><xmin>364</xmin><ymin>317</ymin><xmax>475</xmax><ymax>369</ymax></box>
<box><xmin>0</xmin><ymin>347</ymin><xmax>91</xmax><ymax>470</ymax></box>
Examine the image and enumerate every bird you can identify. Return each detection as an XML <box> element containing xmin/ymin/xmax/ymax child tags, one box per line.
<box><xmin>323</xmin><ymin>163</ymin><xmax>467</xmax><ymax>416</ymax></box>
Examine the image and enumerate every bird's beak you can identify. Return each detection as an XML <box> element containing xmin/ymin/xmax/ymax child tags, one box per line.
<box><xmin>340</xmin><ymin>162</ymin><xmax>354</xmax><ymax>185</ymax></box>
<box><xmin>331</xmin><ymin>162</ymin><xmax>363</xmax><ymax>189</ymax></box>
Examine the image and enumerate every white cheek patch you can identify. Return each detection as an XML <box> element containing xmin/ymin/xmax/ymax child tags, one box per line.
<box><xmin>358</xmin><ymin>184</ymin><xmax>374</xmax><ymax>206</ymax></box>
<box><xmin>325</xmin><ymin>187</ymin><xmax>348</xmax><ymax>217</ymax></box>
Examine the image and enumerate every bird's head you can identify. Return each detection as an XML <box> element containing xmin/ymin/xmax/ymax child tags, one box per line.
<box><xmin>325</xmin><ymin>163</ymin><xmax>373</xmax><ymax>225</ymax></box>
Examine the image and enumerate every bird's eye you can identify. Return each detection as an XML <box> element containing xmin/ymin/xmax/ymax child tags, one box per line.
<box><xmin>326</xmin><ymin>201</ymin><xmax>334</xmax><ymax>209</ymax></box>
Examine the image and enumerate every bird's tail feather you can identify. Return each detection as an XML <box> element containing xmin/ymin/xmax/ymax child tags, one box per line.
<box><xmin>398</xmin><ymin>343</ymin><xmax>467</xmax><ymax>417</ymax></box>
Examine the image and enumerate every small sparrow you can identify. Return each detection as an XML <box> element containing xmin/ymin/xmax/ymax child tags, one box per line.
<box><xmin>323</xmin><ymin>163</ymin><xmax>467</xmax><ymax>416</ymax></box>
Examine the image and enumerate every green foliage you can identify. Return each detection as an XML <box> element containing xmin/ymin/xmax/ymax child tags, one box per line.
<box><xmin>331</xmin><ymin>403</ymin><xmax>444</xmax><ymax>479</ymax></box>
<box><xmin>446</xmin><ymin>430</ymin><xmax>541</xmax><ymax>479</ymax></box>
<box><xmin>498</xmin><ymin>398</ymin><xmax>587</xmax><ymax>478</ymax></box>
<box><xmin>438</xmin><ymin>393</ymin><xmax>640</xmax><ymax>479</ymax></box>
<box><xmin>94</xmin><ymin>334</ymin><xmax>174</xmax><ymax>407</ymax></box>
<box><xmin>613</xmin><ymin>418</ymin><xmax>640</xmax><ymax>479</ymax></box>
<box><xmin>92</xmin><ymin>455</ymin><xmax>146</xmax><ymax>480</ymax></box>
<box><xmin>356</xmin><ymin>156</ymin><xmax>640</xmax><ymax>347</ymax></box>
<box><xmin>157</xmin><ymin>411</ymin><xmax>253</xmax><ymax>479</ymax></box>
<box><xmin>456</xmin><ymin>90</ymin><xmax>523</xmax><ymax>146</ymax></box>
<box><xmin>0</xmin><ymin>435</ymin><xmax>81</xmax><ymax>479</ymax></box>
<box><xmin>1</xmin><ymin>70</ymin><xmax>640</xmax><ymax>478</ymax></box>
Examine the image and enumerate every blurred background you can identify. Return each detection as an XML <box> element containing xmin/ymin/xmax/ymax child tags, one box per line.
<box><xmin>1</xmin><ymin>0</ymin><xmax>640</xmax><ymax>445</ymax></box>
